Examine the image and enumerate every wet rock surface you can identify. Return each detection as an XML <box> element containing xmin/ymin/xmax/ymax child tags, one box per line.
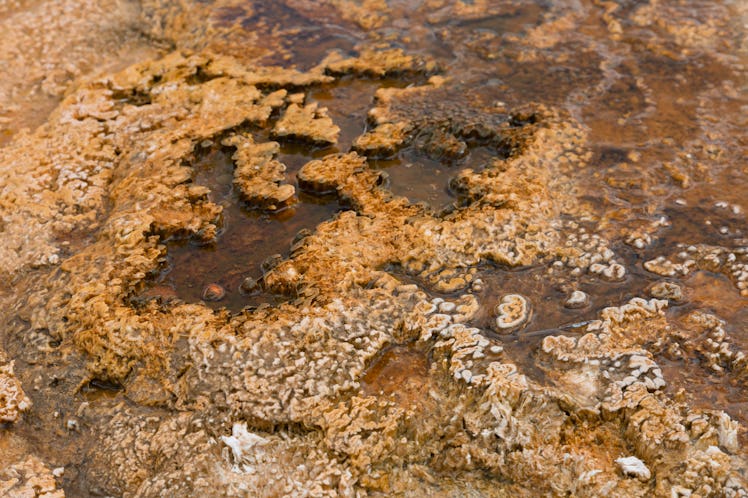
<box><xmin>0</xmin><ymin>0</ymin><xmax>747</xmax><ymax>496</ymax></box>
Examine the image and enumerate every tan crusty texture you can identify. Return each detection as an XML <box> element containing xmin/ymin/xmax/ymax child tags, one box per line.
<box><xmin>0</xmin><ymin>46</ymin><xmax>745</xmax><ymax>497</ymax></box>
<box><xmin>0</xmin><ymin>351</ymin><xmax>31</xmax><ymax>423</ymax></box>
<box><xmin>1</xmin><ymin>0</ymin><xmax>748</xmax><ymax>495</ymax></box>
<box><xmin>0</xmin><ymin>455</ymin><xmax>64</xmax><ymax>498</ymax></box>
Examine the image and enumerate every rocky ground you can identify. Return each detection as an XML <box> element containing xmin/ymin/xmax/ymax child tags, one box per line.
<box><xmin>0</xmin><ymin>0</ymin><xmax>746</xmax><ymax>496</ymax></box>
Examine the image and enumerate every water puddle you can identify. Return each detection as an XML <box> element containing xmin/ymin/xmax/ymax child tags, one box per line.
<box><xmin>138</xmin><ymin>147</ymin><xmax>341</xmax><ymax>312</ymax></box>
<box><xmin>306</xmin><ymin>78</ymin><xmax>398</xmax><ymax>152</ymax></box>
<box><xmin>137</xmin><ymin>74</ymin><xmax>468</xmax><ymax>310</ymax></box>
<box><xmin>369</xmin><ymin>150</ymin><xmax>458</xmax><ymax>210</ymax></box>
<box><xmin>369</xmin><ymin>140</ymin><xmax>503</xmax><ymax>210</ymax></box>
<box><xmin>160</xmin><ymin>202</ymin><xmax>338</xmax><ymax>311</ymax></box>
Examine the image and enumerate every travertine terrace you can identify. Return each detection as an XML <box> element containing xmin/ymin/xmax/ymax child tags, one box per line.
<box><xmin>0</xmin><ymin>1</ymin><xmax>746</xmax><ymax>496</ymax></box>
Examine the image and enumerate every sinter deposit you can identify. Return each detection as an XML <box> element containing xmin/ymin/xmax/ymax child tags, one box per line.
<box><xmin>0</xmin><ymin>0</ymin><xmax>747</xmax><ymax>496</ymax></box>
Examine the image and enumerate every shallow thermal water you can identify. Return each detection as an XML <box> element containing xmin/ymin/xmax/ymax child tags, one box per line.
<box><xmin>0</xmin><ymin>0</ymin><xmax>747</xmax><ymax>496</ymax></box>
<box><xmin>145</xmin><ymin>0</ymin><xmax>747</xmax><ymax>432</ymax></box>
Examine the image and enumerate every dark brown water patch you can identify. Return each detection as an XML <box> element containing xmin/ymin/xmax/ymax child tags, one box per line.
<box><xmin>470</xmin><ymin>265</ymin><xmax>576</xmax><ymax>334</ymax></box>
<box><xmin>140</xmin><ymin>147</ymin><xmax>341</xmax><ymax>312</ymax></box>
<box><xmin>306</xmin><ymin>78</ymin><xmax>384</xmax><ymax>152</ymax></box>
<box><xmin>211</xmin><ymin>1</ymin><xmax>362</xmax><ymax>69</ymax></box>
<box><xmin>592</xmin><ymin>145</ymin><xmax>632</xmax><ymax>167</ymax></box>
<box><xmin>240</xmin><ymin>3</ymin><xmax>364</xmax><ymax>70</ymax></box>
<box><xmin>659</xmin><ymin>354</ymin><xmax>748</xmax><ymax>452</ymax></box>
<box><xmin>443</xmin><ymin>3</ymin><xmax>546</xmax><ymax>31</ymax></box>
<box><xmin>370</xmin><ymin>151</ymin><xmax>456</xmax><ymax>210</ymax></box>
<box><xmin>239</xmin><ymin>1</ymin><xmax>310</xmax><ymax>32</ymax></box>
<box><xmin>484</xmin><ymin>45</ymin><xmax>604</xmax><ymax>108</ymax></box>
<box><xmin>286</xmin><ymin>26</ymin><xmax>362</xmax><ymax>71</ymax></box>
<box><xmin>277</xmin><ymin>142</ymin><xmax>335</xmax><ymax>174</ymax></box>
<box><xmin>497</xmin><ymin>334</ymin><xmax>552</xmax><ymax>386</ymax></box>
<box><xmin>191</xmin><ymin>144</ymin><xmax>235</xmax><ymax>200</ymax></box>
<box><xmin>368</xmin><ymin>139</ymin><xmax>506</xmax><ymax>210</ymax></box>
<box><xmin>681</xmin><ymin>167</ymin><xmax>748</xmax><ymax>217</ymax></box>
<box><xmin>158</xmin><ymin>201</ymin><xmax>339</xmax><ymax>312</ymax></box>
<box><xmin>589</xmin><ymin>74</ymin><xmax>649</xmax><ymax>120</ymax></box>
<box><xmin>651</xmin><ymin>203</ymin><xmax>746</xmax><ymax>255</ymax></box>
<box><xmin>470</xmin><ymin>257</ymin><xmax>657</xmax><ymax>338</ymax></box>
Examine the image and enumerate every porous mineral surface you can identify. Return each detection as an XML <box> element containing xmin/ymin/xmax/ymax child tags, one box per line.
<box><xmin>0</xmin><ymin>1</ymin><xmax>747</xmax><ymax>497</ymax></box>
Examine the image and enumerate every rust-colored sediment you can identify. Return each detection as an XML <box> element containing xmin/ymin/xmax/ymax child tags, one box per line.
<box><xmin>1</xmin><ymin>0</ymin><xmax>747</xmax><ymax>496</ymax></box>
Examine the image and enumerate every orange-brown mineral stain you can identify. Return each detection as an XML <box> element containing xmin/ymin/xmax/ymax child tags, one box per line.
<box><xmin>140</xmin><ymin>284</ymin><xmax>178</xmax><ymax>300</ymax></box>
<box><xmin>201</xmin><ymin>283</ymin><xmax>226</xmax><ymax>301</ymax></box>
<box><xmin>361</xmin><ymin>345</ymin><xmax>431</xmax><ymax>408</ymax></box>
<box><xmin>2</xmin><ymin>0</ymin><xmax>748</xmax><ymax>494</ymax></box>
<box><xmin>686</xmin><ymin>271</ymin><xmax>748</xmax><ymax>327</ymax></box>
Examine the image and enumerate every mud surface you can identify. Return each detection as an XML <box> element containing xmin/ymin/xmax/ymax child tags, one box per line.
<box><xmin>1</xmin><ymin>0</ymin><xmax>747</xmax><ymax>496</ymax></box>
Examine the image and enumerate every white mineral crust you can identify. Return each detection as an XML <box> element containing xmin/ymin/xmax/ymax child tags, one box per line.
<box><xmin>616</xmin><ymin>456</ymin><xmax>651</xmax><ymax>481</ymax></box>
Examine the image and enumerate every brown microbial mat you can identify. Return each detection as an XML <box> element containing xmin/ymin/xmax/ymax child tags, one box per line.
<box><xmin>1</xmin><ymin>1</ymin><xmax>748</xmax><ymax>496</ymax></box>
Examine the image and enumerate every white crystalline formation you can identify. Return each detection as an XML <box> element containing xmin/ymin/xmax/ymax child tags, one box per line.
<box><xmin>565</xmin><ymin>290</ymin><xmax>589</xmax><ymax>308</ymax></box>
<box><xmin>221</xmin><ymin>423</ymin><xmax>269</xmax><ymax>467</ymax></box>
<box><xmin>495</xmin><ymin>294</ymin><xmax>530</xmax><ymax>330</ymax></box>
<box><xmin>616</xmin><ymin>456</ymin><xmax>651</xmax><ymax>481</ymax></box>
